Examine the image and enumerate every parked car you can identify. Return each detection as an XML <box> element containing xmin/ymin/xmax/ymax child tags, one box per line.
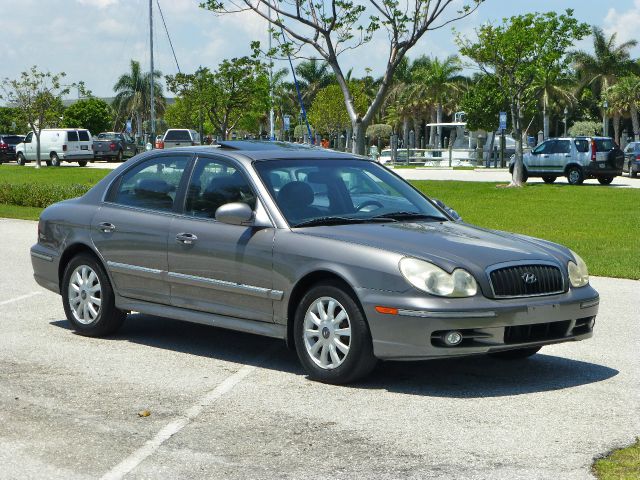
<box><xmin>159</xmin><ymin>129</ymin><xmax>200</xmax><ymax>149</ymax></box>
<box><xmin>31</xmin><ymin>141</ymin><xmax>598</xmax><ymax>384</ymax></box>
<box><xmin>0</xmin><ymin>134</ymin><xmax>25</xmax><ymax>164</ymax></box>
<box><xmin>623</xmin><ymin>141</ymin><xmax>640</xmax><ymax>178</ymax></box>
<box><xmin>15</xmin><ymin>129</ymin><xmax>93</xmax><ymax>167</ymax></box>
<box><xmin>93</xmin><ymin>132</ymin><xmax>139</xmax><ymax>162</ymax></box>
<box><xmin>510</xmin><ymin>136</ymin><xmax>624</xmax><ymax>185</ymax></box>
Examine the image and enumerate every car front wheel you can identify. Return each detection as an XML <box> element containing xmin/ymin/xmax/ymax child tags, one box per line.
<box><xmin>50</xmin><ymin>153</ymin><xmax>61</xmax><ymax>167</ymax></box>
<box><xmin>62</xmin><ymin>254</ymin><xmax>126</xmax><ymax>337</ymax></box>
<box><xmin>16</xmin><ymin>153</ymin><xmax>26</xmax><ymax>166</ymax></box>
<box><xmin>294</xmin><ymin>281</ymin><xmax>377</xmax><ymax>384</ymax></box>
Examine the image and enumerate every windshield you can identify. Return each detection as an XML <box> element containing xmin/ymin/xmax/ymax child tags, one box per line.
<box><xmin>254</xmin><ymin>158</ymin><xmax>447</xmax><ymax>227</ymax></box>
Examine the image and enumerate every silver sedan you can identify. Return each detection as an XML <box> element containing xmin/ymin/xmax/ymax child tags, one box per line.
<box><xmin>31</xmin><ymin>141</ymin><xmax>599</xmax><ymax>384</ymax></box>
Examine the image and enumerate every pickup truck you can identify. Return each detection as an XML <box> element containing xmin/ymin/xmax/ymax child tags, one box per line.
<box><xmin>93</xmin><ymin>132</ymin><xmax>139</xmax><ymax>162</ymax></box>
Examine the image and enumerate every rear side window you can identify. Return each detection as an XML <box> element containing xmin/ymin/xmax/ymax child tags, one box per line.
<box><xmin>78</xmin><ymin>130</ymin><xmax>90</xmax><ymax>141</ymax></box>
<box><xmin>67</xmin><ymin>131</ymin><xmax>79</xmax><ymax>142</ymax></box>
<box><xmin>164</xmin><ymin>130</ymin><xmax>192</xmax><ymax>142</ymax></box>
<box><xmin>574</xmin><ymin>140</ymin><xmax>589</xmax><ymax>153</ymax></box>
<box><xmin>553</xmin><ymin>140</ymin><xmax>571</xmax><ymax>154</ymax></box>
<box><xmin>3</xmin><ymin>135</ymin><xmax>23</xmax><ymax>145</ymax></box>
<box><xmin>595</xmin><ymin>139</ymin><xmax>614</xmax><ymax>151</ymax></box>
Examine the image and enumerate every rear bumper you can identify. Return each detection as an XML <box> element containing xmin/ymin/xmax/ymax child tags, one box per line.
<box><xmin>31</xmin><ymin>245</ymin><xmax>60</xmax><ymax>294</ymax></box>
<box><xmin>585</xmin><ymin>164</ymin><xmax>622</xmax><ymax>177</ymax></box>
<box><xmin>60</xmin><ymin>152</ymin><xmax>94</xmax><ymax>161</ymax></box>
<box><xmin>358</xmin><ymin>285</ymin><xmax>599</xmax><ymax>360</ymax></box>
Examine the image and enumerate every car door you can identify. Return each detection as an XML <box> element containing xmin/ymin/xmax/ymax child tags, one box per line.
<box><xmin>528</xmin><ymin>140</ymin><xmax>552</xmax><ymax>172</ymax></box>
<box><xmin>91</xmin><ymin>153</ymin><xmax>191</xmax><ymax>304</ymax></box>
<box><xmin>22</xmin><ymin>132</ymin><xmax>34</xmax><ymax>160</ymax></box>
<box><xmin>167</xmin><ymin>155</ymin><xmax>277</xmax><ymax>322</ymax></box>
<box><xmin>548</xmin><ymin>139</ymin><xmax>571</xmax><ymax>173</ymax></box>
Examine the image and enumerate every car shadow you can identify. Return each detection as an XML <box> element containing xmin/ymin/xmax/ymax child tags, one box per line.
<box><xmin>50</xmin><ymin>314</ymin><xmax>618</xmax><ymax>398</ymax></box>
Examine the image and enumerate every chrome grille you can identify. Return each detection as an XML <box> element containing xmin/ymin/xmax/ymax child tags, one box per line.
<box><xmin>489</xmin><ymin>264</ymin><xmax>564</xmax><ymax>298</ymax></box>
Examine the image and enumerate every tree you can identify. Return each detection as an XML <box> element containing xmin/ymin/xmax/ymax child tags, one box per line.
<box><xmin>112</xmin><ymin>60</ymin><xmax>166</xmax><ymax>138</ymax></box>
<box><xmin>604</xmin><ymin>75</ymin><xmax>640</xmax><ymax>142</ymax></box>
<box><xmin>166</xmin><ymin>58</ymin><xmax>269</xmax><ymax>139</ymax></box>
<box><xmin>459</xmin><ymin>74</ymin><xmax>509</xmax><ymax>132</ymax></box>
<box><xmin>0</xmin><ymin>107</ymin><xmax>28</xmax><ymax>133</ymax></box>
<box><xmin>457</xmin><ymin>10</ymin><xmax>587</xmax><ymax>186</ymax></box>
<box><xmin>63</xmin><ymin>97</ymin><xmax>114</xmax><ymax>134</ymax></box>
<box><xmin>308</xmin><ymin>83</ymin><xmax>369</xmax><ymax>139</ymax></box>
<box><xmin>164</xmin><ymin>97</ymin><xmax>201</xmax><ymax>131</ymax></box>
<box><xmin>295</xmin><ymin>58</ymin><xmax>332</xmax><ymax>109</ymax></box>
<box><xmin>0</xmin><ymin>66</ymin><xmax>69</xmax><ymax>168</ymax></box>
<box><xmin>201</xmin><ymin>0</ymin><xmax>483</xmax><ymax>154</ymax></box>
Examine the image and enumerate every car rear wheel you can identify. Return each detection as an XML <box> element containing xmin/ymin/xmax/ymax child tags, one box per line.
<box><xmin>294</xmin><ymin>281</ymin><xmax>377</xmax><ymax>384</ymax></box>
<box><xmin>116</xmin><ymin>150</ymin><xmax>123</xmax><ymax>162</ymax></box>
<box><xmin>631</xmin><ymin>169</ymin><xmax>637</xmax><ymax>178</ymax></box>
<box><xmin>488</xmin><ymin>346</ymin><xmax>542</xmax><ymax>359</ymax></box>
<box><xmin>566</xmin><ymin>166</ymin><xmax>584</xmax><ymax>185</ymax></box>
<box><xmin>62</xmin><ymin>254</ymin><xmax>126</xmax><ymax>337</ymax></box>
<box><xmin>78</xmin><ymin>160</ymin><xmax>88</xmax><ymax>167</ymax></box>
<box><xmin>597</xmin><ymin>176</ymin><xmax>613</xmax><ymax>185</ymax></box>
<box><xmin>16</xmin><ymin>153</ymin><xmax>26</xmax><ymax>166</ymax></box>
<box><xmin>542</xmin><ymin>175</ymin><xmax>556</xmax><ymax>184</ymax></box>
<box><xmin>50</xmin><ymin>153</ymin><xmax>61</xmax><ymax>167</ymax></box>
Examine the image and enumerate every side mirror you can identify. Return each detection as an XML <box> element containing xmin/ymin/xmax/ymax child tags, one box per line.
<box><xmin>215</xmin><ymin>202</ymin><xmax>254</xmax><ymax>225</ymax></box>
<box><xmin>433</xmin><ymin>199</ymin><xmax>462</xmax><ymax>222</ymax></box>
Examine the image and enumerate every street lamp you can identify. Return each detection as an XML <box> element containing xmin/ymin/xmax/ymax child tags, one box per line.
<box><xmin>563</xmin><ymin>107</ymin><xmax>568</xmax><ymax>136</ymax></box>
<box><xmin>603</xmin><ymin>100</ymin><xmax>609</xmax><ymax>137</ymax></box>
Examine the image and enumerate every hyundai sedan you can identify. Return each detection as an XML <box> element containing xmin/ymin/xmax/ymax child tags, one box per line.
<box><xmin>31</xmin><ymin>141</ymin><xmax>599</xmax><ymax>384</ymax></box>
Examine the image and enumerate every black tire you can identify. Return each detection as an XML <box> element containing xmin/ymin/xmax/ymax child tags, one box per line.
<box><xmin>542</xmin><ymin>175</ymin><xmax>556</xmax><ymax>184</ymax></box>
<box><xmin>78</xmin><ymin>160</ymin><xmax>88</xmax><ymax>167</ymax></box>
<box><xmin>597</xmin><ymin>176</ymin><xmax>613</xmax><ymax>185</ymax></box>
<box><xmin>116</xmin><ymin>149</ymin><xmax>124</xmax><ymax>162</ymax></box>
<box><xmin>50</xmin><ymin>153</ymin><xmax>61</xmax><ymax>167</ymax></box>
<box><xmin>566</xmin><ymin>166</ymin><xmax>584</xmax><ymax>185</ymax></box>
<box><xmin>16</xmin><ymin>153</ymin><xmax>26</xmax><ymax>166</ymax></box>
<box><xmin>489</xmin><ymin>346</ymin><xmax>542</xmax><ymax>359</ymax></box>
<box><xmin>61</xmin><ymin>253</ymin><xmax>126</xmax><ymax>337</ymax></box>
<box><xmin>294</xmin><ymin>281</ymin><xmax>377</xmax><ymax>384</ymax></box>
<box><xmin>46</xmin><ymin>160</ymin><xmax>52</xmax><ymax>167</ymax></box>
<box><xmin>631</xmin><ymin>169</ymin><xmax>637</xmax><ymax>178</ymax></box>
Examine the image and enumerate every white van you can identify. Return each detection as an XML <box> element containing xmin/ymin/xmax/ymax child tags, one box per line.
<box><xmin>15</xmin><ymin>129</ymin><xmax>94</xmax><ymax>166</ymax></box>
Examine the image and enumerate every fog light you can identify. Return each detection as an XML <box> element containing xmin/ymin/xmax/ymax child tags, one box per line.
<box><xmin>589</xmin><ymin>318</ymin><xmax>596</xmax><ymax>329</ymax></box>
<box><xmin>443</xmin><ymin>330</ymin><xmax>463</xmax><ymax>346</ymax></box>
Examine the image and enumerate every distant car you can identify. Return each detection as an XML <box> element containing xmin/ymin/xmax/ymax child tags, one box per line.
<box><xmin>0</xmin><ymin>134</ymin><xmax>25</xmax><ymax>164</ymax></box>
<box><xmin>93</xmin><ymin>132</ymin><xmax>138</xmax><ymax>162</ymax></box>
<box><xmin>159</xmin><ymin>129</ymin><xmax>201</xmax><ymax>149</ymax></box>
<box><xmin>623</xmin><ymin>141</ymin><xmax>639</xmax><ymax>178</ymax></box>
<box><xmin>31</xmin><ymin>141</ymin><xmax>598</xmax><ymax>384</ymax></box>
<box><xmin>15</xmin><ymin>129</ymin><xmax>93</xmax><ymax>167</ymax></box>
<box><xmin>510</xmin><ymin>136</ymin><xmax>624</xmax><ymax>185</ymax></box>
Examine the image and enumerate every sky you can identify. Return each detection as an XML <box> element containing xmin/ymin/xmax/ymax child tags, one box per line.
<box><xmin>0</xmin><ymin>0</ymin><xmax>638</xmax><ymax>100</ymax></box>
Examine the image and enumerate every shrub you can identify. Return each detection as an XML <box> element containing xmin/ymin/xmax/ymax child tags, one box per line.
<box><xmin>0</xmin><ymin>183</ymin><xmax>90</xmax><ymax>208</ymax></box>
<box><xmin>568</xmin><ymin>120</ymin><xmax>601</xmax><ymax>137</ymax></box>
<box><xmin>366</xmin><ymin>124</ymin><xmax>393</xmax><ymax>143</ymax></box>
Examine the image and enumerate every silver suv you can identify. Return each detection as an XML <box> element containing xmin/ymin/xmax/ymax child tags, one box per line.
<box><xmin>511</xmin><ymin>137</ymin><xmax>624</xmax><ymax>185</ymax></box>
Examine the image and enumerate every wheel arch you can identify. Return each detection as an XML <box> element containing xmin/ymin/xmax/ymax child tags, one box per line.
<box><xmin>564</xmin><ymin>162</ymin><xmax>583</xmax><ymax>175</ymax></box>
<box><xmin>285</xmin><ymin>270</ymin><xmax>363</xmax><ymax>350</ymax></box>
<box><xmin>58</xmin><ymin>243</ymin><xmax>105</xmax><ymax>292</ymax></box>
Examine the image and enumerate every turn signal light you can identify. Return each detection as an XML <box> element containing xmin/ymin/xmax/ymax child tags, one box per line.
<box><xmin>375</xmin><ymin>306</ymin><xmax>398</xmax><ymax>315</ymax></box>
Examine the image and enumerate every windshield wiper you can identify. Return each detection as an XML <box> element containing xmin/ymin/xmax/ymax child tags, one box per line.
<box><xmin>292</xmin><ymin>216</ymin><xmax>395</xmax><ymax>228</ymax></box>
<box><xmin>371</xmin><ymin>211</ymin><xmax>448</xmax><ymax>222</ymax></box>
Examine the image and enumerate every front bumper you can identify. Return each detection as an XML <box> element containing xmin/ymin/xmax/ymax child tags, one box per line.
<box><xmin>359</xmin><ymin>285</ymin><xmax>599</xmax><ymax>360</ymax></box>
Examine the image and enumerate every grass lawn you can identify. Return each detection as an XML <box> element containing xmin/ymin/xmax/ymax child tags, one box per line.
<box><xmin>593</xmin><ymin>439</ymin><xmax>640</xmax><ymax>480</ymax></box>
<box><xmin>0</xmin><ymin>204</ymin><xmax>42</xmax><ymax>221</ymax></box>
<box><xmin>411</xmin><ymin>181</ymin><xmax>640</xmax><ymax>280</ymax></box>
<box><xmin>0</xmin><ymin>165</ymin><xmax>112</xmax><ymax>186</ymax></box>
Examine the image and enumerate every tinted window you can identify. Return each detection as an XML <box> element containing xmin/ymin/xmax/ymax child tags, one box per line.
<box><xmin>2</xmin><ymin>135</ymin><xmax>24</xmax><ymax>145</ymax></box>
<box><xmin>595</xmin><ymin>139</ymin><xmax>615</xmax><ymax>151</ymax></box>
<box><xmin>24</xmin><ymin>132</ymin><xmax>33</xmax><ymax>143</ymax></box>
<box><xmin>67</xmin><ymin>131</ymin><xmax>79</xmax><ymax>142</ymax></box>
<box><xmin>164</xmin><ymin>130</ymin><xmax>192</xmax><ymax>142</ymax></box>
<box><xmin>552</xmin><ymin>140</ymin><xmax>571</xmax><ymax>154</ymax></box>
<box><xmin>185</xmin><ymin>158</ymin><xmax>256</xmax><ymax>218</ymax></box>
<box><xmin>113</xmin><ymin>156</ymin><xmax>189</xmax><ymax>212</ymax></box>
<box><xmin>533</xmin><ymin>141</ymin><xmax>551</xmax><ymax>154</ymax></box>
<box><xmin>97</xmin><ymin>133</ymin><xmax>115</xmax><ymax>140</ymax></box>
<box><xmin>78</xmin><ymin>130</ymin><xmax>90</xmax><ymax>141</ymax></box>
<box><xmin>574</xmin><ymin>139</ymin><xmax>589</xmax><ymax>153</ymax></box>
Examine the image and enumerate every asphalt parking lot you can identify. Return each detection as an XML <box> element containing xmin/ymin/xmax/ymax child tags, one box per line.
<box><xmin>1</xmin><ymin>217</ymin><xmax>638</xmax><ymax>479</ymax></box>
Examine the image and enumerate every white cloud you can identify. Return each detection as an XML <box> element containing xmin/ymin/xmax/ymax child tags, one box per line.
<box><xmin>76</xmin><ymin>0</ymin><xmax>119</xmax><ymax>8</ymax></box>
<box><xmin>603</xmin><ymin>0</ymin><xmax>640</xmax><ymax>52</ymax></box>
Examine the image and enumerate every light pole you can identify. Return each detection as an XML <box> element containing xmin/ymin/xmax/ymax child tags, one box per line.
<box><xmin>603</xmin><ymin>100</ymin><xmax>609</xmax><ymax>137</ymax></box>
<box><xmin>563</xmin><ymin>107</ymin><xmax>568</xmax><ymax>136</ymax></box>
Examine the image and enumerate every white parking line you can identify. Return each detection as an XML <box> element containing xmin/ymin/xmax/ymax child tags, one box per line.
<box><xmin>0</xmin><ymin>292</ymin><xmax>41</xmax><ymax>307</ymax></box>
<box><xmin>100</xmin><ymin>345</ymin><xmax>278</xmax><ymax>480</ymax></box>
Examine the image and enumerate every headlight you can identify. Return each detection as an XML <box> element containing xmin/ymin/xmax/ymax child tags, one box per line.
<box><xmin>399</xmin><ymin>257</ymin><xmax>477</xmax><ymax>297</ymax></box>
<box><xmin>568</xmin><ymin>249</ymin><xmax>589</xmax><ymax>288</ymax></box>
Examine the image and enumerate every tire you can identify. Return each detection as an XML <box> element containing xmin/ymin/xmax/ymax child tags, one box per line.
<box><xmin>116</xmin><ymin>149</ymin><xmax>124</xmax><ymax>162</ymax></box>
<box><xmin>521</xmin><ymin>168</ymin><xmax>528</xmax><ymax>183</ymax></box>
<box><xmin>61</xmin><ymin>253</ymin><xmax>126</xmax><ymax>337</ymax></box>
<box><xmin>542</xmin><ymin>175</ymin><xmax>556</xmax><ymax>184</ymax></box>
<box><xmin>16</xmin><ymin>153</ymin><xmax>26</xmax><ymax>166</ymax></box>
<box><xmin>50</xmin><ymin>153</ymin><xmax>61</xmax><ymax>167</ymax></box>
<box><xmin>78</xmin><ymin>160</ymin><xmax>88</xmax><ymax>167</ymax></box>
<box><xmin>597</xmin><ymin>176</ymin><xmax>613</xmax><ymax>185</ymax></box>
<box><xmin>46</xmin><ymin>160</ymin><xmax>52</xmax><ymax>167</ymax></box>
<box><xmin>566</xmin><ymin>166</ymin><xmax>584</xmax><ymax>185</ymax></box>
<box><xmin>294</xmin><ymin>281</ymin><xmax>377</xmax><ymax>384</ymax></box>
<box><xmin>630</xmin><ymin>168</ymin><xmax>636</xmax><ymax>178</ymax></box>
<box><xmin>488</xmin><ymin>346</ymin><xmax>542</xmax><ymax>359</ymax></box>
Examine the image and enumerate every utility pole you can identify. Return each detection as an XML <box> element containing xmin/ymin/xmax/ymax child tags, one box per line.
<box><xmin>268</xmin><ymin>2</ymin><xmax>274</xmax><ymax>140</ymax></box>
<box><xmin>149</xmin><ymin>0</ymin><xmax>156</xmax><ymax>149</ymax></box>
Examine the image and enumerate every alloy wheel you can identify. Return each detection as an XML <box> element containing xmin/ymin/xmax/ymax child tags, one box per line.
<box><xmin>303</xmin><ymin>296</ymin><xmax>352</xmax><ymax>370</ymax></box>
<box><xmin>67</xmin><ymin>265</ymin><xmax>102</xmax><ymax>324</ymax></box>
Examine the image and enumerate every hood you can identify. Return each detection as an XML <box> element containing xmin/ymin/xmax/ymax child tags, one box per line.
<box><xmin>296</xmin><ymin>221</ymin><xmax>570</xmax><ymax>274</ymax></box>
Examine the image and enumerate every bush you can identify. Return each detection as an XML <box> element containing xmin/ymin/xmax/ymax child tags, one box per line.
<box><xmin>0</xmin><ymin>182</ymin><xmax>90</xmax><ymax>208</ymax></box>
<box><xmin>366</xmin><ymin>124</ymin><xmax>393</xmax><ymax>143</ymax></box>
<box><xmin>568</xmin><ymin>120</ymin><xmax>601</xmax><ymax>137</ymax></box>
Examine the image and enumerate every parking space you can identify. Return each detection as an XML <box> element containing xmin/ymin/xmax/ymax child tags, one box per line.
<box><xmin>0</xmin><ymin>218</ymin><xmax>638</xmax><ymax>479</ymax></box>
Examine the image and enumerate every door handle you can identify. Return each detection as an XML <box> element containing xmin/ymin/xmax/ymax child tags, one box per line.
<box><xmin>564</xmin><ymin>154</ymin><xmax>571</xmax><ymax>157</ymax></box>
<box><xmin>542</xmin><ymin>154</ymin><xmax>549</xmax><ymax>158</ymax></box>
<box><xmin>98</xmin><ymin>222</ymin><xmax>116</xmax><ymax>233</ymax></box>
<box><xmin>176</xmin><ymin>233</ymin><xmax>197</xmax><ymax>245</ymax></box>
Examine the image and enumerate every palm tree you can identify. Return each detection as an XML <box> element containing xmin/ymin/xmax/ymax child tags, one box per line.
<box><xmin>605</xmin><ymin>75</ymin><xmax>640</xmax><ymax>141</ymax></box>
<box><xmin>295</xmin><ymin>58</ymin><xmax>332</xmax><ymax>109</ymax></box>
<box><xmin>530</xmin><ymin>70</ymin><xmax>577</xmax><ymax>139</ymax></box>
<box><xmin>569</xmin><ymin>27</ymin><xmax>638</xmax><ymax>142</ymax></box>
<box><xmin>112</xmin><ymin>60</ymin><xmax>166</xmax><ymax>138</ymax></box>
